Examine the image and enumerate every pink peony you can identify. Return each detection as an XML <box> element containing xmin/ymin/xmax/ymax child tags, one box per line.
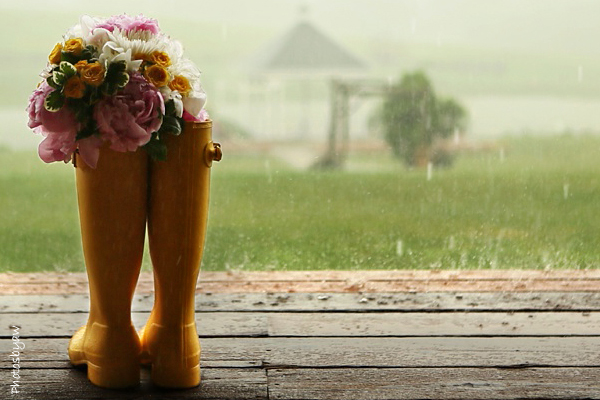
<box><xmin>27</xmin><ymin>82</ymin><xmax>81</xmax><ymax>163</ymax></box>
<box><xmin>94</xmin><ymin>72</ymin><xmax>165</xmax><ymax>153</ymax></box>
<box><xmin>94</xmin><ymin>14</ymin><xmax>159</xmax><ymax>34</ymax></box>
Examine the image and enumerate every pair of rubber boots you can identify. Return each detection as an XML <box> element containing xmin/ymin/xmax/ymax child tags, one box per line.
<box><xmin>68</xmin><ymin>121</ymin><xmax>221</xmax><ymax>389</ymax></box>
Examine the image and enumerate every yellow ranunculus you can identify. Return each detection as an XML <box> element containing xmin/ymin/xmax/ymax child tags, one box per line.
<box><xmin>74</xmin><ymin>60</ymin><xmax>88</xmax><ymax>73</ymax></box>
<box><xmin>150</xmin><ymin>51</ymin><xmax>171</xmax><ymax>68</ymax></box>
<box><xmin>49</xmin><ymin>43</ymin><xmax>62</xmax><ymax>64</ymax></box>
<box><xmin>168</xmin><ymin>75</ymin><xmax>192</xmax><ymax>96</ymax></box>
<box><xmin>64</xmin><ymin>38</ymin><xmax>84</xmax><ymax>56</ymax></box>
<box><xmin>64</xmin><ymin>76</ymin><xmax>86</xmax><ymax>98</ymax></box>
<box><xmin>144</xmin><ymin>64</ymin><xmax>170</xmax><ymax>87</ymax></box>
<box><xmin>133</xmin><ymin>52</ymin><xmax>151</xmax><ymax>63</ymax></box>
<box><xmin>81</xmin><ymin>62</ymin><xmax>105</xmax><ymax>87</ymax></box>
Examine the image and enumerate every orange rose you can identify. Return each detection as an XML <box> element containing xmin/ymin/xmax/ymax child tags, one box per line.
<box><xmin>64</xmin><ymin>76</ymin><xmax>86</xmax><ymax>98</ymax></box>
<box><xmin>80</xmin><ymin>62</ymin><xmax>105</xmax><ymax>87</ymax></box>
<box><xmin>74</xmin><ymin>60</ymin><xmax>88</xmax><ymax>73</ymax></box>
<box><xmin>64</xmin><ymin>38</ymin><xmax>84</xmax><ymax>56</ymax></box>
<box><xmin>49</xmin><ymin>43</ymin><xmax>62</xmax><ymax>64</ymax></box>
<box><xmin>168</xmin><ymin>75</ymin><xmax>192</xmax><ymax>96</ymax></box>
<box><xmin>150</xmin><ymin>51</ymin><xmax>171</xmax><ymax>68</ymax></box>
<box><xmin>144</xmin><ymin>64</ymin><xmax>170</xmax><ymax>87</ymax></box>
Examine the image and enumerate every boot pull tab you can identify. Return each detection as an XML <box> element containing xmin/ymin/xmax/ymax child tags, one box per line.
<box><xmin>204</xmin><ymin>142</ymin><xmax>222</xmax><ymax>167</ymax></box>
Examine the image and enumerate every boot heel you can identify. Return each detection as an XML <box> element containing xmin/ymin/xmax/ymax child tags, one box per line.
<box><xmin>87</xmin><ymin>360</ymin><xmax>140</xmax><ymax>389</ymax></box>
<box><xmin>151</xmin><ymin>362</ymin><xmax>200</xmax><ymax>388</ymax></box>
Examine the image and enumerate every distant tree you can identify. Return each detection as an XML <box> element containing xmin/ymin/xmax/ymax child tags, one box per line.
<box><xmin>380</xmin><ymin>71</ymin><xmax>467</xmax><ymax>167</ymax></box>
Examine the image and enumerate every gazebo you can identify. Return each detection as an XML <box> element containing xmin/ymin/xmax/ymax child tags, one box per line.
<box><xmin>244</xmin><ymin>13</ymin><xmax>367</xmax><ymax>144</ymax></box>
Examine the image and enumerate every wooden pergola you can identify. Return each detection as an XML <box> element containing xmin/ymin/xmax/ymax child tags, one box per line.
<box><xmin>319</xmin><ymin>79</ymin><xmax>393</xmax><ymax>169</ymax></box>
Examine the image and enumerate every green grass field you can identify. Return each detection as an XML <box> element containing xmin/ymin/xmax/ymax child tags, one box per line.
<box><xmin>1</xmin><ymin>134</ymin><xmax>599</xmax><ymax>272</ymax></box>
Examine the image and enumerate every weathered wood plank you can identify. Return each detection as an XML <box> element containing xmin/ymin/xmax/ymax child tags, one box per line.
<box><xmin>3</xmin><ymin>292</ymin><xmax>600</xmax><ymax>313</ymax></box>
<box><xmin>3</xmin><ymin>311</ymin><xmax>598</xmax><ymax>338</ymax></box>
<box><xmin>0</xmin><ymin>337</ymin><xmax>266</xmax><ymax>365</ymax></box>
<box><xmin>5</xmin><ymin>279</ymin><xmax>600</xmax><ymax>294</ymax></box>
<box><xmin>0</xmin><ymin>312</ymin><xmax>267</xmax><ymax>338</ymax></box>
<box><xmin>4</xmin><ymin>270</ymin><xmax>600</xmax><ymax>294</ymax></box>
<box><xmin>8</xmin><ymin>367</ymin><xmax>267</xmax><ymax>400</ymax></box>
<box><xmin>4</xmin><ymin>270</ymin><xmax>600</xmax><ymax>283</ymax></box>
<box><xmin>259</xmin><ymin>337</ymin><xmax>600</xmax><ymax>368</ymax></box>
<box><xmin>3</xmin><ymin>337</ymin><xmax>600</xmax><ymax>368</ymax></box>
<box><xmin>267</xmin><ymin>311</ymin><xmax>600</xmax><ymax>337</ymax></box>
<box><xmin>268</xmin><ymin>368</ymin><xmax>600</xmax><ymax>400</ymax></box>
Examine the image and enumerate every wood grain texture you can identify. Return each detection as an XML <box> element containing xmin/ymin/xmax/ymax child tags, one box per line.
<box><xmin>0</xmin><ymin>312</ymin><xmax>267</xmax><ymax>338</ymax></box>
<box><xmin>267</xmin><ymin>311</ymin><xmax>600</xmax><ymax>336</ymax></box>
<box><xmin>3</xmin><ymin>311</ymin><xmax>598</xmax><ymax>338</ymax></box>
<box><xmin>3</xmin><ymin>292</ymin><xmax>600</xmax><ymax>313</ymax></box>
<box><xmin>268</xmin><ymin>368</ymin><xmax>600</xmax><ymax>400</ymax></box>
<box><xmin>3</xmin><ymin>337</ymin><xmax>599</xmax><ymax>368</ymax></box>
<box><xmin>8</xmin><ymin>368</ymin><xmax>267</xmax><ymax>400</ymax></box>
<box><xmin>3</xmin><ymin>270</ymin><xmax>600</xmax><ymax>294</ymax></box>
<box><xmin>2</xmin><ymin>286</ymin><xmax>600</xmax><ymax>400</ymax></box>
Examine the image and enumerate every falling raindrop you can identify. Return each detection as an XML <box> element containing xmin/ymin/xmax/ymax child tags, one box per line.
<box><xmin>396</xmin><ymin>240</ymin><xmax>403</xmax><ymax>256</ymax></box>
<box><xmin>563</xmin><ymin>183</ymin><xmax>569</xmax><ymax>200</ymax></box>
<box><xmin>454</xmin><ymin>127</ymin><xmax>460</xmax><ymax>144</ymax></box>
<box><xmin>448</xmin><ymin>236</ymin><xmax>456</xmax><ymax>250</ymax></box>
<box><xmin>499</xmin><ymin>147</ymin><xmax>505</xmax><ymax>163</ymax></box>
<box><xmin>265</xmin><ymin>159</ymin><xmax>272</xmax><ymax>184</ymax></box>
<box><xmin>427</xmin><ymin>162</ymin><xmax>433</xmax><ymax>181</ymax></box>
<box><xmin>221</xmin><ymin>23</ymin><xmax>229</xmax><ymax>41</ymax></box>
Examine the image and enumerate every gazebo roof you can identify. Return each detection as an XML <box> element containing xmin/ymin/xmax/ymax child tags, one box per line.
<box><xmin>249</xmin><ymin>20</ymin><xmax>366</xmax><ymax>76</ymax></box>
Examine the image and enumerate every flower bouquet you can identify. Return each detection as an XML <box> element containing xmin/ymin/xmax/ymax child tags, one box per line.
<box><xmin>27</xmin><ymin>14</ymin><xmax>221</xmax><ymax>390</ymax></box>
<box><xmin>26</xmin><ymin>14</ymin><xmax>208</xmax><ymax>168</ymax></box>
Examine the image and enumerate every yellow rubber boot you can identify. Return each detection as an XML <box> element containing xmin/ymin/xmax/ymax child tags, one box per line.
<box><xmin>141</xmin><ymin>121</ymin><xmax>220</xmax><ymax>388</ymax></box>
<box><xmin>68</xmin><ymin>147</ymin><xmax>148</xmax><ymax>389</ymax></box>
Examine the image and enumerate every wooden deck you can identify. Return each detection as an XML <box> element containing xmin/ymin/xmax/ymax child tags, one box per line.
<box><xmin>1</xmin><ymin>271</ymin><xmax>600</xmax><ymax>399</ymax></box>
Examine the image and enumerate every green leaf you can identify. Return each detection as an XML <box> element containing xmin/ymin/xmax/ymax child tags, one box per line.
<box><xmin>158</xmin><ymin>115</ymin><xmax>181</xmax><ymax>136</ymax></box>
<box><xmin>164</xmin><ymin>99</ymin><xmax>176</xmax><ymax>116</ymax></box>
<box><xmin>59</xmin><ymin>61</ymin><xmax>77</xmax><ymax>78</ymax></box>
<box><xmin>52</xmin><ymin>71</ymin><xmax>66</xmax><ymax>86</ymax></box>
<box><xmin>114</xmin><ymin>70</ymin><xmax>129</xmax><ymax>89</ymax></box>
<box><xmin>69</xmin><ymin>99</ymin><xmax>90</xmax><ymax>125</ymax></box>
<box><xmin>80</xmin><ymin>45</ymin><xmax>97</xmax><ymax>61</ymax></box>
<box><xmin>102</xmin><ymin>61</ymin><xmax>129</xmax><ymax>95</ymax></box>
<box><xmin>44</xmin><ymin>90</ymin><xmax>64</xmax><ymax>112</ymax></box>
<box><xmin>88</xmin><ymin>88</ymin><xmax>102</xmax><ymax>105</ymax></box>
<box><xmin>46</xmin><ymin>76</ymin><xmax>60</xmax><ymax>89</ymax></box>
<box><xmin>60</xmin><ymin>51</ymin><xmax>78</xmax><ymax>65</ymax></box>
<box><xmin>143</xmin><ymin>135</ymin><xmax>168</xmax><ymax>161</ymax></box>
<box><xmin>76</xmin><ymin>120</ymin><xmax>97</xmax><ymax>141</ymax></box>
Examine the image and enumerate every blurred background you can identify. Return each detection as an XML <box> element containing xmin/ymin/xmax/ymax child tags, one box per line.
<box><xmin>1</xmin><ymin>0</ymin><xmax>599</xmax><ymax>272</ymax></box>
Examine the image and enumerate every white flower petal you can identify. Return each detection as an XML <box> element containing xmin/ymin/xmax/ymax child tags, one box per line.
<box><xmin>182</xmin><ymin>92</ymin><xmax>207</xmax><ymax>117</ymax></box>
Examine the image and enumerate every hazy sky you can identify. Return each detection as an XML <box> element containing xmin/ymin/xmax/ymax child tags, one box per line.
<box><xmin>2</xmin><ymin>0</ymin><xmax>599</xmax><ymax>55</ymax></box>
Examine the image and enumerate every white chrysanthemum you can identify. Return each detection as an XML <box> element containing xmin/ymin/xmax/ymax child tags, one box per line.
<box><xmin>170</xmin><ymin>58</ymin><xmax>200</xmax><ymax>80</ymax></box>
<box><xmin>106</xmin><ymin>29</ymin><xmax>169</xmax><ymax>59</ymax></box>
<box><xmin>163</xmin><ymin>38</ymin><xmax>184</xmax><ymax>61</ymax></box>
